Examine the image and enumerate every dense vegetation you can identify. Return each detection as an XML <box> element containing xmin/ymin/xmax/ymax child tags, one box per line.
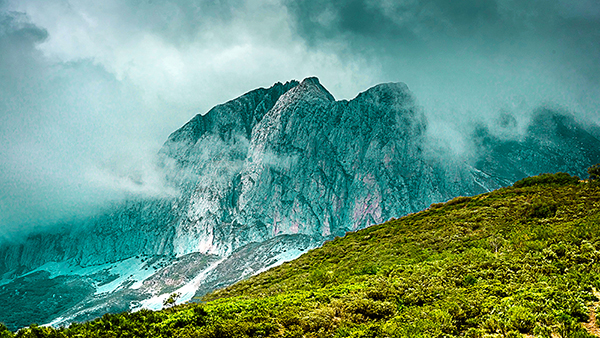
<box><xmin>5</xmin><ymin>171</ymin><xmax>600</xmax><ymax>337</ymax></box>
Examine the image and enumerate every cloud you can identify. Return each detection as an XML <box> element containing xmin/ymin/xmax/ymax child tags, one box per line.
<box><xmin>0</xmin><ymin>0</ymin><xmax>599</xmax><ymax>239</ymax></box>
<box><xmin>0</xmin><ymin>1</ymin><xmax>374</xmax><ymax>238</ymax></box>
<box><xmin>5</xmin><ymin>0</ymin><xmax>376</xmax><ymax>103</ymax></box>
<box><xmin>0</xmin><ymin>10</ymin><xmax>179</xmax><ymax>238</ymax></box>
<box><xmin>285</xmin><ymin>0</ymin><xmax>600</xmax><ymax>153</ymax></box>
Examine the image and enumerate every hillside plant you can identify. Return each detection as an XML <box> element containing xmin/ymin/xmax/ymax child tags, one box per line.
<box><xmin>4</xmin><ymin>171</ymin><xmax>600</xmax><ymax>337</ymax></box>
<box><xmin>163</xmin><ymin>293</ymin><xmax>180</xmax><ymax>308</ymax></box>
<box><xmin>589</xmin><ymin>163</ymin><xmax>600</xmax><ymax>181</ymax></box>
<box><xmin>512</xmin><ymin>172</ymin><xmax>580</xmax><ymax>188</ymax></box>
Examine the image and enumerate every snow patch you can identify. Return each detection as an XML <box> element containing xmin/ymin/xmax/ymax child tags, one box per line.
<box><xmin>133</xmin><ymin>257</ymin><xmax>225</xmax><ymax>311</ymax></box>
<box><xmin>20</xmin><ymin>257</ymin><xmax>165</xmax><ymax>296</ymax></box>
<box><xmin>95</xmin><ymin>257</ymin><xmax>163</xmax><ymax>295</ymax></box>
<box><xmin>24</xmin><ymin>261</ymin><xmax>114</xmax><ymax>279</ymax></box>
<box><xmin>254</xmin><ymin>248</ymin><xmax>306</xmax><ymax>275</ymax></box>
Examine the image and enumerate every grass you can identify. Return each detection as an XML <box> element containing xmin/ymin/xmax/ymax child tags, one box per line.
<box><xmin>5</xmin><ymin>173</ymin><xmax>600</xmax><ymax>337</ymax></box>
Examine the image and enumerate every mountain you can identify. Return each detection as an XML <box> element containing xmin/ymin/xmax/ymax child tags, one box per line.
<box><xmin>1</xmin><ymin>77</ymin><xmax>600</xmax><ymax>330</ymax></box>
<box><xmin>7</xmin><ymin>173</ymin><xmax>600</xmax><ymax>337</ymax></box>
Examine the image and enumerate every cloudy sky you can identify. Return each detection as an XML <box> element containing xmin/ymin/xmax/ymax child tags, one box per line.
<box><xmin>1</xmin><ymin>0</ymin><xmax>599</xmax><ymax>238</ymax></box>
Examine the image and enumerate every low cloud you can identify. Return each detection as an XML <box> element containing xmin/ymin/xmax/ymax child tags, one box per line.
<box><xmin>0</xmin><ymin>11</ymin><xmax>176</xmax><ymax>238</ymax></box>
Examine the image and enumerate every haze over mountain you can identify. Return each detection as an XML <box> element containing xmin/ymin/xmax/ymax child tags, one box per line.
<box><xmin>0</xmin><ymin>77</ymin><xmax>599</xmax><ymax>330</ymax></box>
<box><xmin>1</xmin><ymin>0</ymin><xmax>600</xmax><ymax>240</ymax></box>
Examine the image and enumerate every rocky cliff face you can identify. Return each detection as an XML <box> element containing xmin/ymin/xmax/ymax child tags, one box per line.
<box><xmin>1</xmin><ymin>77</ymin><xmax>599</xmax><ymax>330</ymax></box>
<box><xmin>160</xmin><ymin>77</ymin><xmax>500</xmax><ymax>258</ymax></box>
<box><xmin>165</xmin><ymin>78</ymin><xmax>436</xmax><ymax>257</ymax></box>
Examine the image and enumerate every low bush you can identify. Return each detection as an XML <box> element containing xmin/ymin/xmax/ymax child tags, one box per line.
<box><xmin>525</xmin><ymin>202</ymin><xmax>558</xmax><ymax>218</ymax></box>
<box><xmin>588</xmin><ymin>163</ymin><xmax>600</xmax><ymax>180</ymax></box>
<box><xmin>513</xmin><ymin>172</ymin><xmax>580</xmax><ymax>188</ymax></box>
<box><xmin>446</xmin><ymin>196</ymin><xmax>473</xmax><ymax>206</ymax></box>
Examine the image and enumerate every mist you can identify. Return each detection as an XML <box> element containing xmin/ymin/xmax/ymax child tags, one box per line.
<box><xmin>1</xmin><ymin>0</ymin><xmax>599</xmax><ymax>239</ymax></box>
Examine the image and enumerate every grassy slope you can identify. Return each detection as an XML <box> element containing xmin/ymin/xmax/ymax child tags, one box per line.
<box><xmin>6</xmin><ymin>174</ymin><xmax>600</xmax><ymax>338</ymax></box>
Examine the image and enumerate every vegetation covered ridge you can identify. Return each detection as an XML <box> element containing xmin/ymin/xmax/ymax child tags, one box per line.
<box><xmin>5</xmin><ymin>170</ymin><xmax>600</xmax><ymax>337</ymax></box>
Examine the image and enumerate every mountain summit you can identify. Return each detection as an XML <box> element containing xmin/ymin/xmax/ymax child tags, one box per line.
<box><xmin>157</xmin><ymin>76</ymin><xmax>431</xmax><ymax>258</ymax></box>
<box><xmin>1</xmin><ymin>78</ymin><xmax>599</xmax><ymax>330</ymax></box>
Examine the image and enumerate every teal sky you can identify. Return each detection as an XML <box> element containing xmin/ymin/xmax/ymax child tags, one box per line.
<box><xmin>0</xmin><ymin>0</ymin><xmax>599</xmax><ymax>237</ymax></box>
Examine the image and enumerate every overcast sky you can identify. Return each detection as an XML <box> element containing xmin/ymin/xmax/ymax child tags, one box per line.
<box><xmin>1</xmin><ymin>0</ymin><xmax>599</xmax><ymax>238</ymax></box>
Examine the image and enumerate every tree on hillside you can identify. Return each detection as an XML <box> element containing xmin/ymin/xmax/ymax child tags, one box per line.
<box><xmin>588</xmin><ymin>163</ymin><xmax>600</xmax><ymax>180</ymax></box>
<box><xmin>163</xmin><ymin>293</ymin><xmax>180</xmax><ymax>308</ymax></box>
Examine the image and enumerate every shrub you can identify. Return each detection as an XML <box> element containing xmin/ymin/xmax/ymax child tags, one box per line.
<box><xmin>446</xmin><ymin>196</ymin><xmax>473</xmax><ymax>206</ymax></box>
<box><xmin>346</xmin><ymin>299</ymin><xmax>396</xmax><ymax>320</ymax></box>
<box><xmin>191</xmin><ymin>306</ymin><xmax>208</xmax><ymax>326</ymax></box>
<box><xmin>525</xmin><ymin>202</ymin><xmax>558</xmax><ymax>219</ymax></box>
<box><xmin>513</xmin><ymin>172</ymin><xmax>580</xmax><ymax>188</ymax></box>
<box><xmin>309</xmin><ymin>269</ymin><xmax>333</xmax><ymax>287</ymax></box>
<box><xmin>301</xmin><ymin>307</ymin><xmax>338</xmax><ymax>332</ymax></box>
<box><xmin>588</xmin><ymin>163</ymin><xmax>600</xmax><ymax>180</ymax></box>
<box><xmin>163</xmin><ymin>293</ymin><xmax>180</xmax><ymax>308</ymax></box>
<box><xmin>464</xmin><ymin>327</ymin><xmax>484</xmax><ymax>338</ymax></box>
<box><xmin>429</xmin><ymin>202</ymin><xmax>445</xmax><ymax>209</ymax></box>
<box><xmin>359</xmin><ymin>265</ymin><xmax>378</xmax><ymax>275</ymax></box>
<box><xmin>506</xmin><ymin>330</ymin><xmax>524</xmax><ymax>338</ymax></box>
<box><xmin>0</xmin><ymin>324</ymin><xmax>12</xmax><ymax>338</ymax></box>
<box><xmin>462</xmin><ymin>274</ymin><xmax>477</xmax><ymax>286</ymax></box>
<box><xmin>365</xmin><ymin>281</ymin><xmax>397</xmax><ymax>301</ymax></box>
<box><xmin>555</xmin><ymin>313</ymin><xmax>595</xmax><ymax>338</ymax></box>
<box><xmin>507</xmin><ymin>306</ymin><xmax>535</xmax><ymax>333</ymax></box>
<box><xmin>533</xmin><ymin>324</ymin><xmax>553</xmax><ymax>338</ymax></box>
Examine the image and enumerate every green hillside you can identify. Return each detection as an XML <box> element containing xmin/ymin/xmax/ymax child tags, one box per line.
<box><xmin>5</xmin><ymin>172</ymin><xmax>600</xmax><ymax>338</ymax></box>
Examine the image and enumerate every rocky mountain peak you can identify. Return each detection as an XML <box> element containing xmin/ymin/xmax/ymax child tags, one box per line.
<box><xmin>352</xmin><ymin>82</ymin><xmax>414</xmax><ymax>113</ymax></box>
<box><xmin>282</xmin><ymin>76</ymin><xmax>335</xmax><ymax>104</ymax></box>
<box><xmin>358</xmin><ymin>82</ymin><xmax>410</xmax><ymax>100</ymax></box>
<box><xmin>158</xmin><ymin>80</ymin><xmax>299</xmax><ymax>166</ymax></box>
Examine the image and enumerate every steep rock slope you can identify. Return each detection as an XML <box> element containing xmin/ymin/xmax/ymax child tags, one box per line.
<box><xmin>164</xmin><ymin>78</ymin><xmax>502</xmax><ymax>257</ymax></box>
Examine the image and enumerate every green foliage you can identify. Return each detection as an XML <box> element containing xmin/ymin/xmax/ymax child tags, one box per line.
<box><xmin>588</xmin><ymin>163</ymin><xmax>600</xmax><ymax>180</ymax></box>
<box><xmin>0</xmin><ymin>324</ymin><xmax>14</xmax><ymax>338</ymax></box>
<box><xmin>513</xmin><ymin>172</ymin><xmax>580</xmax><ymax>188</ymax></box>
<box><xmin>12</xmin><ymin>172</ymin><xmax>600</xmax><ymax>337</ymax></box>
<box><xmin>309</xmin><ymin>268</ymin><xmax>334</xmax><ymax>287</ymax></box>
<box><xmin>163</xmin><ymin>292</ymin><xmax>180</xmax><ymax>308</ymax></box>
<box><xmin>524</xmin><ymin>201</ymin><xmax>558</xmax><ymax>218</ymax></box>
<box><xmin>445</xmin><ymin>196</ymin><xmax>472</xmax><ymax>206</ymax></box>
